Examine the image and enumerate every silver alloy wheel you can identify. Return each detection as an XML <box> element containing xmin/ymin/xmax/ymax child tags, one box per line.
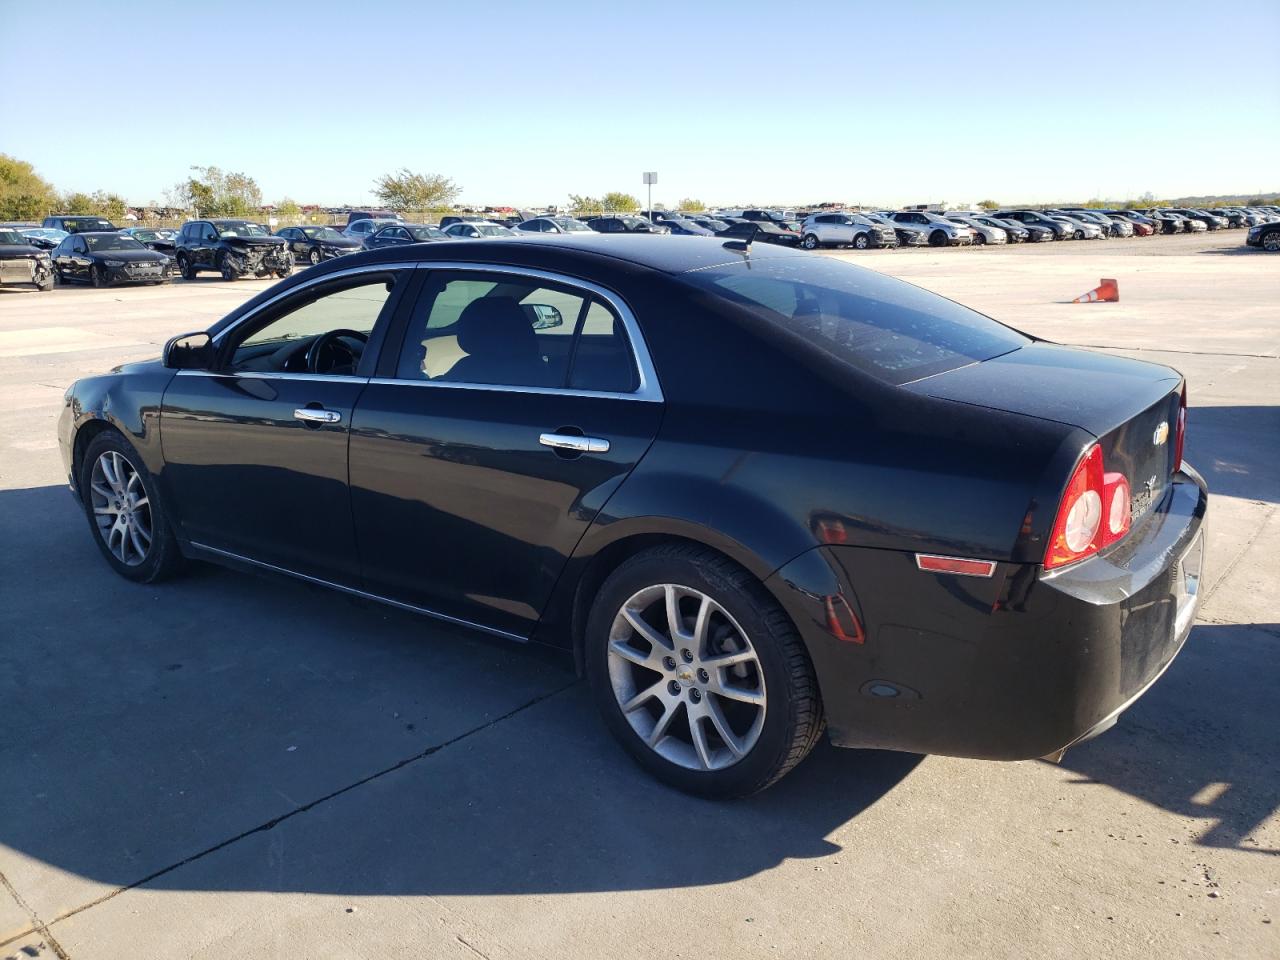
<box><xmin>89</xmin><ymin>450</ymin><xmax>153</xmax><ymax>566</ymax></box>
<box><xmin>1264</xmin><ymin>232</ymin><xmax>1280</xmax><ymax>252</ymax></box>
<box><xmin>607</xmin><ymin>583</ymin><xmax>767</xmax><ymax>772</ymax></box>
<box><xmin>309</xmin><ymin>247</ymin><xmax>322</xmax><ymax>265</ymax></box>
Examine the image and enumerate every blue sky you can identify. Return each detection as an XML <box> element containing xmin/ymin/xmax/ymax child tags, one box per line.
<box><xmin>2</xmin><ymin>0</ymin><xmax>1277</xmax><ymax>207</ymax></box>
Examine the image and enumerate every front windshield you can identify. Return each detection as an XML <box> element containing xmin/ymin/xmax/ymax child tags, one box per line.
<box><xmin>85</xmin><ymin>235</ymin><xmax>147</xmax><ymax>252</ymax></box>
<box><xmin>0</xmin><ymin>229</ymin><xmax>25</xmax><ymax>244</ymax></box>
<box><xmin>409</xmin><ymin>226</ymin><xmax>446</xmax><ymax>240</ymax></box>
<box><xmin>214</xmin><ymin>221</ymin><xmax>269</xmax><ymax>237</ymax></box>
<box><xmin>475</xmin><ymin>224</ymin><xmax>512</xmax><ymax>237</ymax></box>
<box><xmin>554</xmin><ymin>219</ymin><xmax>591</xmax><ymax>232</ymax></box>
<box><xmin>849</xmin><ymin>215</ymin><xmax>874</xmax><ymax>226</ymax></box>
<box><xmin>130</xmin><ymin>230</ymin><xmax>159</xmax><ymax>242</ymax></box>
<box><xmin>303</xmin><ymin>227</ymin><xmax>345</xmax><ymax>241</ymax></box>
<box><xmin>684</xmin><ymin>257</ymin><xmax>1029</xmax><ymax>386</ymax></box>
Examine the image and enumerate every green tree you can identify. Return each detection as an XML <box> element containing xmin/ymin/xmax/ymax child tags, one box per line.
<box><xmin>94</xmin><ymin>191</ymin><xmax>128</xmax><ymax>220</ymax></box>
<box><xmin>568</xmin><ymin>193</ymin><xmax>601</xmax><ymax>214</ymax></box>
<box><xmin>372</xmin><ymin>169</ymin><xmax>461</xmax><ymax>214</ymax></box>
<box><xmin>977</xmin><ymin>199</ymin><xmax>999</xmax><ymax>210</ymax></box>
<box><xmin>0</xmin><ymin>154</ymin><xmax>58</xmax><ymax>220</ymax></box>
<box><xmin>276</xmin><ymin>197</ymin><xmax>301</xmax><ymax>216</ymax></box>
<box><xmin>602</xmin><ymin>191</ymin><xmax>640</xmax><ymax>212</ymax></box>
<box><xmin>1083</xmin><ymin>198</ymin><xmax>1107</xmax><ymax>209</ymax></box>
<box><xmin>678</xmin><ymin>197</ymin><xmax>705</xmax><ymax>211</ymax></box>
<box><xmin>63</xmin><ymin>192</ymin><xmax>96</xmax><ymax>214</ymax></box>
<box><xmin>168</xmin><ymin>167</ymin><xmax>263</xmax><ymax>217</ymax></box>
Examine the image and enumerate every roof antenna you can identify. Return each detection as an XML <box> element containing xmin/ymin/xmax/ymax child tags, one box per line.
<box><xmin>723</xmin><ymin>224</ymin><xmax>755</xmax><ymax>252</ymax></box>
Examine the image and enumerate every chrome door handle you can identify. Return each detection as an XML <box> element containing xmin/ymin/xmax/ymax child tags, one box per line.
<box><xmin>294</xmin><ymin>408</ymin><xmax>342</xmax><ymax>424</ymax></box>
<box><xmin>539</xmin><ymin>432</ymin><xmax>610</xmax><ymax>454</ymax></box>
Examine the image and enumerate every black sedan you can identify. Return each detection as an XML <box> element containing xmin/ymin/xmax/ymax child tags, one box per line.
<box><xmin>719</xmin><ymin>219</ymin><xmax>802</xmax><ymax>246</ymax></box>
<box><xmin>277</xmin><ymin>225</ymin><xmax>364</xmax><ymax>265</ymax></box>
<box><xmin>58</xmin><ymin>236</ymin><xmax>1206</xmax><ymax>797</ymax></box>
<box><xmin>363</xmin><ymin>223</ymin><xmax>449</xmax><ymax>250</ymax></box>
<box><xmin>0</xmin><ymin>228</ymin><xmax>55</xmax><ymax>291</ymax></box>
<box><xmin>120</xmin><ymin>227</ymin><xmax>179</xmax><ymax>265</ymax></box>
<box><xmin>50</xmin><ymin>231</ymin><xmax>171</xmax><ymax>286</ymax></box>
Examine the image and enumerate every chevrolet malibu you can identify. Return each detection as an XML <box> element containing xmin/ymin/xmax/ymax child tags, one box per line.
<box><xmin>58</xmin><ymin>235</ymin><xmax>1206</xmax><ymax>797</ymax></box>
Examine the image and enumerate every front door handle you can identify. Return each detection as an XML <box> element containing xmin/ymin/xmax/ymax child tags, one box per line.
<box><xmin>294</xmin><ymin>408</ymin><xmax>342</xmax><ymax>424</ymax></box>
<box><xmin>539</xmin><ymin>432</ymin><xmax>610</xmax><ymax>454</ymax></box>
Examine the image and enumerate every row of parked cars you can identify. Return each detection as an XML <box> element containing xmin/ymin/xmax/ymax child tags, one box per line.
<box><xmin>4</xmin><ymin>201</ymin><xmax>1279</xmax><ymax>292</ymax></box>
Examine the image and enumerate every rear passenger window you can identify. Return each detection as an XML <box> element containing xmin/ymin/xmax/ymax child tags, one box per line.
<box><xmin>568</xmin><ymin>301</ymin><xmax>638</xmax><ymax>393</ymax></box>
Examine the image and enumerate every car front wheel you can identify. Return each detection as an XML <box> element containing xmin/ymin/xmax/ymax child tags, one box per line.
<box><xmin>308</xmin><ymin>247</ymin><xmax>322</xmax><ymax>265</ymax></box>
<box><xmin>90</xmin><ymin>264</ymin><xmax>109</xmax><ymax>288</ymax></box>
<box><xmin>586</xmin><ymin>544</ymin><xmax>823</xmax><ymax>798</ymax></box>
<box><xmin>178</xmin><ymin>254</ymin><xmax>196</xmax><ymax>280</ymax></box>
<box><xmin>80</xmin><ymin>431</ymin><xmax>184</xmax><ymax>583</ymax></box>
<box><xmin>853</xmin><ymin>233</ymin><xmax>870</xmax><ymax>250</ymax></box>
<box><xmin>929</xmin><ymin>229</ymin><xmax>948</xmax><ymax>247</ymax></box>
<box><xmin>1263</xmin><ymin>232</ymin><xmax>1280</xmax><ymax>252</ymax></box>
<box><xmin>218</xmin><ymin>254</ymin><xmax>238</xmax><ymax>281</ymax></box>
<box><xmin>801</xmin><ymin>233</ymin><xmax>820</xmax><ymax>250</ymax></box>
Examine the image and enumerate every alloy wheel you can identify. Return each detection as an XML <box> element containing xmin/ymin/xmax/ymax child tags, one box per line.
<box><xmin>607</xmin><ymin>583</ymin><xmax>767</xmax><ymax>772</ymax></box>
<box><xmin>1264</xmin><ymin>233</ymin><xmax>1280</xmax><ymax>252</ymax></box>
<box><xmin>309</xmin><ymin>247</ymin><xmax>322</xmax><ymax>265</ymax></box>
<box><xmin>89</xmin><ymin>450</ymin><xmax>152</xmax><ymax>566</ymax></box>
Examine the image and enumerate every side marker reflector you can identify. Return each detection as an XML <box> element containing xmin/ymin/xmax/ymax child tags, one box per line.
<box><xmin>915</xmin><ymin>554</ymin><xmax>997</xmax><ymax>578</ymax></box>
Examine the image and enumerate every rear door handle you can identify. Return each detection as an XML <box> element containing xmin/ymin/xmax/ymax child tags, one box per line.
<box><xmin>294</xmin><ymin>408</ymin><xmax>342</xmax><ymax>424</ymax></box>
<box><xmin>539</xmin><ymin>432</ymin><xmax>610</xmax><ymax>454</ymax></box>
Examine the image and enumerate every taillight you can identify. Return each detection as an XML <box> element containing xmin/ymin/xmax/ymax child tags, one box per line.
<box><xmin>1100</xmin><ymin>471</ymin><xmax>1131</xmax><ymax>547</ymax></box>
<box><xmin>1173</xmin><ymin>384</ymin><xmax>1187</xmax><ymax>473</ymax></box>
<box><xmin>1045</xmin><ymin>444</ymin><xmax>1107</xmax><ymax>569</ymax></box>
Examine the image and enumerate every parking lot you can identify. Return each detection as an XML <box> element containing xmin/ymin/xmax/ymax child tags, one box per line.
<box><xmin>1</xmin><ymin>232</ymin><xmax>1276</xmax><ymax>959</ymax></box>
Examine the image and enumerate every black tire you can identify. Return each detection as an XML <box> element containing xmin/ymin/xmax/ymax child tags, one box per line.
<box><xmin>79</xmin><ymin>430</ymin><xmax>185</xmax><ymax>584</ymax></box>
<box><xmin>178</xmin><ymin>254</ymin><xmax>196</xmax><ymax>281</ymax></box>
<box><xmin>90</xmin><ymin>264</ymin><xmax>109</xmax><ymax>288</ymax></box>
<box><xmin>1073</xmin><ymin>229</ymin><xmax>1085</xmax><ymax>240</ymax></box>
<box><xmin>853</xmin><ymin>232</ymin><xmax>870</xmax><ymax>250</ymax></box>
<box><xmin>929</xmin><ymin>229</ymin><xmax>948</xmax><ymax>247</ymax></box>
<box><xmin>37</xmin><ymin>277</ymin><xmax>54</xmax><ymax>292</ymax></box>
<box><xmin>308</xmin><ymin>246</ymin><xmax>322</xmax><ymax>266</ymax></box>
<box><xmin>585</xmin><ymin>543</ymin><xmax>824</xmax><ymax>798</ymax></box>
<box><xmin>801</xmin><ymin>233</ymin><xmax>820</xmax><ymax>250</ymax></box>
<box><xmin>973</xmin><ymin>232</ymin><xmax>986</xmax><ymax>246</ymax></box>
<box><xmin>218</xmin><ymin>253</ymin><xmax>238</xmax><ymax>282</ymax></box>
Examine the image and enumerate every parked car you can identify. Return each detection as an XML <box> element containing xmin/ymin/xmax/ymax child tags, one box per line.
<box><xmin>277</xmin><ymin>225</ymin><xmax>363</xmax><ymax>265</ymax></box>
<box><xmin>1043</xmin><ymin>212</ymin><xmax>1104</xmax><ymax>240</ymax></box>
<box><xmin>439</xmin><ymin>215</ymin><xmax>490</xmax><ymax>229</ymax></box>
<box><xmin>719</xmin><ymin>220</ymin><xmax>801</xmax><ymax>246</ymax></box>
<box><xmin>1059</xmin><ymin>209</ymin><xmax>1130</xmax><ymax>237</ymax></box>
<box><xmin>658</xmin><ymin>218</ymin><xmax>716</xmax><ymax>237</ymax></box>
<box><xmin>970</xmin><ymin>215</ymin><xmax>1031</xmax><ymax>242</ymax></box>
<box><xmin>1246</xmin><ymin>220</ymin><xmax>1280</xmax><ymax>251</ymax></box>
<box><xmin>346</xmin><ymin>210</ymin><xmax>402</xmax><ymax>226</ymax></box>
<box><xmin>363</xmin><ymin>223</ymin><xmax>449</xmax><ymax>249</ymax></box>
<box><xmin>586</xmin><ymin>216</ymin><xmax>669</xmax><ymax>234</ymax></box>
<box><xmin>442</xmin><ymin>221</ymin><xmax>516</xmax><ymax>239</ymax></box>
<box><xmin>0</xmin><ymin>227</ymin><xmax>55</xmax><ymax>291</ymax></box>
<box><xmin>690</xmin><ymin>217</ymin><xmax>732</xmax><ymax>234</ymax></box>
<box><xmin>886</xmin><ymin>211</ymin><xmax>973</xmax><ymax>246</ymax></box>
<box><xmin>343</xmin><ymin>218</ymin><xmax>399</xmax><ymax>242</ymax></box>
<box><xmin>18</xmin><ymin>227</ymin><xmax>69</xmax><ymax>250</ymax></box>
<box><xmin>945</xmin><ymin>215</ymin><xmax>1006</xmax><ymax>245</ymax></box>
<box><xmin>120</xmin><ymin>227</ymin><xmax>179</xmax><ymax>264</ymax></box>
<box><xmin>862</xmin><ymin>212</ymin><xmax>929</xmax><ymax>246</ymax></box>
<box><xmin>799</xmin><ymin>213</ymin><xmax>897</xmax><ymax>250</ymax></box>
<box><xmin>1166</xmin><ymin>208</ymin><xmax>1226</xmax><ymax>231</ymax></box>
<box><xmin>42</xmin><ymin>215</ymin><xmax>119</xmax><ymax>234</ymax></box>
<box><xmin>59</xmin><ymin>235</ymin><xmax>1206</xmax><ymax>797</ymax></box>
<box><xmin>1206</xmin><ymin>208</ymin><xmax>1247</xmax><ymax>228</ymax></box>
<box><xmin>1104</xmin><ymin>211</ymin><xmax>1157</xmax><ymax>235</ymax></box>
<box><xmin>50</xmin><ymin>231</ymin><xmax>171</xmax><ymax>287</ymax></box>
<box><xmin>516</xmin><ymin>217</ymin><xmax>594</xmax><ymax>235</ymax></box>
<box><xmin>175</xmin><ymin>219</ymin><xmax>292</xmax><ymax>281</ymax></box>
<box><xmin>996</xmin><ymin>210</ymin><xmax>1071</xmax><ymax>240</ymax></box>
<box><xmin>1153</xmin><ymin>211</ymin><xmax>1206</xmax><ymax>233</ymax></box>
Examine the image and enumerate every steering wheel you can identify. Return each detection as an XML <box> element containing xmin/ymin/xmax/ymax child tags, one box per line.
<box><xmin>306</xmin><ymin>329</ymin><xmax>369</xmax><ymax>375</ymax></box>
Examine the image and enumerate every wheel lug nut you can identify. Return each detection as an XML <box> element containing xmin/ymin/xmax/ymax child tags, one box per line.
<box><xmin>667</xmin><ymin>680</ymin><xmax>681</xmax><ymax>696</ymax></box>
<box><xmin>690</xmin><ymin>689</ymin><xmax>702</xmax><ymax>703</ymax></box>
<box><xmin>663</xmin><ymin>656</ymin><xmax>677</xmax><ymax>670</ymax></box>
<box><xmin>681</xmin><ymin>649</ymin><xmax>694</xmax><ymax>663</ymax></box>
<box><xmin>697</xmin><ymin>668</ymin><xmax>709</xmax><ymax>683</ymax></box>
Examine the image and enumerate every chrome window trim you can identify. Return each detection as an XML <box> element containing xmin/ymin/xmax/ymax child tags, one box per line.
<box><xmin>188</xmin><ymin>541</ymin><xmax>527</xmax><ymax>643</ymax></box>
<box><xmin>389</xmin><ymin>261</ymin><xmax>663</xmax><ymax>403</ymax></box>
<box><xmin>175</xmin><ymin>369</ymin><xmax>369</xmax><ymax>384</ymax></box>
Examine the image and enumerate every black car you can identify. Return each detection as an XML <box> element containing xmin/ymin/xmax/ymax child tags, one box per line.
<box><xmin>346</xmin><ymin>210</ymin><xmax>401</xmax><ymax>227</ymax></box>
<box><xmin>0</xmin><ymin>227</ymin><xmax>55</xmax><ymax>291</ymax></box>
<box><xmin>515</xmin><ymin>217</ymin><xmax>595</xmax><ymax>235</ymax></box>
<box><xmin>363</xmin><ymin>223</ymin><xmax>449</xmax><ymax>249</ymax></box>
<box><xmin>42</xmin><ymin>215</ymin><xmax>120</xmax><ymax>234</ymax></box>
<box><xmin>439</xmin><ymin>215</ymin><xmax>489</xmax><ymax>229</ymax></box>
<box><xmin>995</xmin><ymin>210</ymin><xmax>1070</xmax><ymax>240</ymax></box>
<box><xmin>120</xmin><ymin>228</ymin><xmax>178</xmax><ymax>265</ymax></box>
<box><xmin>277</xmin><ymin>225</ymin><xmax>363</xmax><ymax>265</ymax></box>
<box><xmin>1245</xmin><ymin>220</ymin><xmax>1280</xmax><ymax>252</ymax></box>
<box><xmin>175</xmin><ymin>219</ymin><xmax>292</xmax><ymax>281</ymax></box>
<box><xmin>58</xmin><ymin>235</ymin><xmax>1205</xmax><ymax>798</ymax></box>
<box><xmin>690</xmin><ymin>218</ymin><xmax>731</xmax><ymax>234</ymax></box>
<box><xmin>719</xmin><ymin>220</ymin><xmax>802</xmax><ymax>246</ymax></box>
<box><xmin>657</xmin><ymin>218</ymin><xmax>715</xmax><ymax>237</ymax></box>
<box><xmin>50</xmin><ymin>231</ymin><xmax>171</xmax><ymax>287</ymax></box>
<box><xmin>586</xmin><ymin>216</ymin><xmax>668</xmax><ymax>234</ymax></box>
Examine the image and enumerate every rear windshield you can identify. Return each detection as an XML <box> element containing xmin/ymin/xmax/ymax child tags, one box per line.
<box><xmin>685</xmin><ymin>257</ymin><xmax>1029</xmax><ymax>385</ymax></box>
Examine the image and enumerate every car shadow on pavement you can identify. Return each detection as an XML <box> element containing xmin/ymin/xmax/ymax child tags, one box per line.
<box><xmin>0</xmin><ymin>482</ymin><xmax>921</xmax><ymax>904</ymax></box>
<box><xmin>1050</xmin><ymin>622</ymin><xmax>1280</xmax><ymax>857</ymax></box>
<box><xmin>1186</xmin><ymin>405</ymin><xmax>1280</xmax><ymax>505</ymax></box>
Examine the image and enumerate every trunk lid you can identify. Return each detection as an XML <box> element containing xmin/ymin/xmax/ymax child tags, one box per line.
<box><xmin>906</xmin><ymin>342</ymin><xmax>1184</xmax><ymax>521</ymax></box>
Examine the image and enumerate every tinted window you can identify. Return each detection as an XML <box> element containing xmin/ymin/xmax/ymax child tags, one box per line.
<box><xmin>567</xmin><ymin>300</ymin><xmax>638</xmax><ymax>393</ymax></box>
<box><xmin>684</xmin><ymin>257</ymin><xmax>1029</xmax><ymax>385</ymax></box>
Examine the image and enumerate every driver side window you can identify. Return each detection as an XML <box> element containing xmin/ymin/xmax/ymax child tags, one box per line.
<box><xmin>227</xmin><ymin>276</ymin><xmax>397</xmax><ymax>375</ymax></box>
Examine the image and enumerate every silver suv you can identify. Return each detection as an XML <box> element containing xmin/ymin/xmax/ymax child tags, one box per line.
<box><xmin>884</xmin><ymin>210</ymin><xmax>973</xmax><ymax>246</ymax></box>
<box><xmin>798</xmin><ymin>212</ymin><xmax>897</xmax><ymax>250</ymax></box>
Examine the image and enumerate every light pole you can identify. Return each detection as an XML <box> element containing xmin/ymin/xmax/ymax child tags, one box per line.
<box><xmin>643</xmin><ymin>171</ymin><xmax>657</xmax><ymax>218</ymax></box>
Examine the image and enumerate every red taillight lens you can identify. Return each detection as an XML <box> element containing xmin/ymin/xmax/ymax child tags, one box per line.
<box><xmin>1173</xmin><ymin>384</ymin><xmax>1187</xmax><ymax>473</ymax></box>
<box><xmin>1045</xmin><ymin>444</ymin><xmax>1105</xmax><ymax>569</ymax></box>
<box><xmin>1100</xmin><ymin>471</ymin><xmax>1131</xmax><ymax>547</ymax></box>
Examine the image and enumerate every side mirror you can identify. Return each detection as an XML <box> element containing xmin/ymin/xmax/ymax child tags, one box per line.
<box><xmin>526</xmin><ymin>304</ymin><xmax>564</xmax><ymax>330</ymax></box>
<box><xmin>163</xmin><ymin>331</ymin><xmax>214</xmax><ymax>370</ymax></box>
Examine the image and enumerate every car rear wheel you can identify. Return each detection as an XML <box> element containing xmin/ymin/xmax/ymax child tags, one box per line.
<box><xmin>585</xmin><ymin>544</ymin><xmax>824</xmax><ymax>798</ymax></box>
<box><xmin>929</xmin><ymin>229</ymin><xmax>948</xmax><ymax>247</ymax></box>
<box><xmin>853</xmin><ymin>233</ymin><xmax>870</xmax><ymax>250</ymax></box>
<box><xmin>1263</xmin><ymin>232</ymin><xmax>1280</xmax><ymax>252</ymax></box>
<box><xmin>801</xmin><ymin>233</ymin><xmax>820</xmax><ymax>250</ymax></box>
<box><xmin>973</xmin><ymin>232</ymin><xmax>986</xmax><ymax>245</ymax></box>
<box><xmin>308</xmin><ymin>247</ymin><xmax>322</xmax><ymax>266</ymax></box>
<box><xmin>80</xmin><ymin>432</ymin><xmax>184</xmax><ymax>583</ymax></box>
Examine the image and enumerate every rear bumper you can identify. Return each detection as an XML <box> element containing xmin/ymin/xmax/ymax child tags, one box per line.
<box><xmin>767</xmin><ymin>465</ymin><xmax>1207</xmax><ymax>760</ymax></box>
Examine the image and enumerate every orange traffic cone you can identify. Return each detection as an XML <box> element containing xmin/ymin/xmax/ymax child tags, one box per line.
<box><xmin>1072</xmin><ymin>278</ymin><xmax>1119</xmax><ymax>303</ymax></box>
